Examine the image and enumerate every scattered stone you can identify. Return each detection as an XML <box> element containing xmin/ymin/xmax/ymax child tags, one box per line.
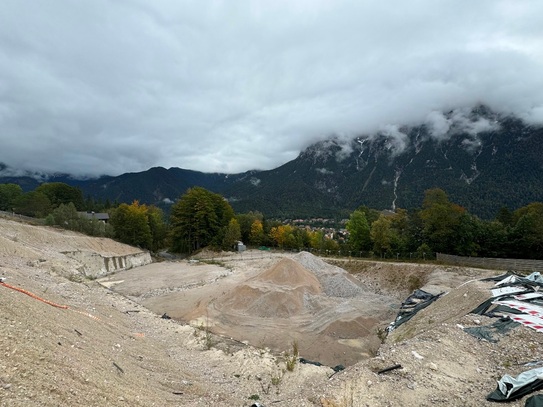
<box><xmin>411</xmin><ymin>351</ymin><xmax>424</xmax><ymax>360</ymax></box>
<box><xmin>407</xmin><ymin>382</ymin><xmax>417</xmax><ymax>390</ymax></box>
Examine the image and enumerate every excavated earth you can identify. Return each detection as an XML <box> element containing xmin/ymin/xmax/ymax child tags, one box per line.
<box><xmin>1</xmin><ymin>215</ymin><xmax>542</xmax><ymax>406</ymax></box>
<box><xmin>101</xmin><ymin>252</ymin><xmax>399</xmax><ymax>367</ymax></box>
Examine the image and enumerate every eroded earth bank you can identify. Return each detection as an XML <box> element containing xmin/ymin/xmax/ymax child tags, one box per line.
<box><xmin>1</xmin><ymin>216</ymin><xmax>542</xmax><ymax>406</ymax></box>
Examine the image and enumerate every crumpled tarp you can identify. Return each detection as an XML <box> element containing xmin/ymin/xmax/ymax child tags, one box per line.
<box><xmin>486</xmin><ymin>304</ymin><xmax>527</xmax><ymax>317</ymax></box>
<box><xmin>387</xmin><ymin>289</ymin><xmax>444</xmax><ymax>332</ymax></box>
<box><xmin>471</xmin><ymin>272</ymin><xmax>543</xmax><ymax>317</ymax></box>
<box><xmin>526</xmin><ymin>272</ymin><xmax>543</xmax><ymax>285</ymax></box>
<box><xmin>487</xmin><ymin>367</ymin><xmax>543</xmax><ymax>402</ymax></box>
<box><xmin>463</xmin><ymin>318</ymin><xmax>520</xmax><ymax>343</ymax></box>
<box><xmin>493</xmin><ymin>299</ymin><xmax>543</xmax><ymax>317</ymax></box>
<box><xmin>526</xmin><ymin>394</ymin><xmax>543</xmax><ymax>407</ymax></box>
<box><xmin>494</xmin><ymin>273</ymin><xmax>543</xmax><ymax>290</ymax></box>
<box><xmin>482</xmin><ymin>271</ymin><xmax>543</xmax><ymax>285</ymax></box>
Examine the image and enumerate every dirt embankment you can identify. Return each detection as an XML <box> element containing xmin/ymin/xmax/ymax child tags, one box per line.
<box><xmin>2</xmin><ymin>216</ymin><xmax>542</xmax><ymax>407</ymax></box>
<box><xmin>0</xmin><ymin>216</ymin><xmax>151</xmax><ymax>279</ymax></box>
<box><xmin>0</xmin><ymin>218</ymin><xmax>331</xmax><ymax>406</ymax></box>
<box><xmin>101</xmin><ymin>252</ymin><xmax>401</xmax><ymax>368</ymax></box>
<box><xmin>332</xmin><ymin>258</ymin><xmax>489</xmax><ymax>299</ymax></box>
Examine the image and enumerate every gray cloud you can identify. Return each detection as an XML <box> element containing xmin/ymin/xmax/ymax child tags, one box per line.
<box><xmin>1</xmin><ymin>0</ymin><xmax>543</xmax><ymax>177</ymax></box>
<box><xmin>425</xmin><ymin>109</ymin><xmax>500</xmax><ymax>141</ymax></box>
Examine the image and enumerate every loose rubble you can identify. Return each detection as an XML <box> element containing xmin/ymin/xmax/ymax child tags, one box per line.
<box><xmin>1</xmin><ymin>216</ymin><xmax>542</xmax><ymax>406</ymax></box>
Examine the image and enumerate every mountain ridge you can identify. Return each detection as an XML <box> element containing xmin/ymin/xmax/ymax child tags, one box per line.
<box><xmin>2</xmin><ymin>107</ymin><xmax>542</xmax><ymax>219</ymax></box>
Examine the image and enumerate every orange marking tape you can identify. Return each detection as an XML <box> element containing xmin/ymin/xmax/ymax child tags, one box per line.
<box><xmin>1</xmin><ymin>281</ymin><xmax>111</xmax><ymax>325</ymax></box>
<box><xmin>70</xmin><ymin>309</ymin><xmax>102</xmax><ymax>322</ymax></box>
<box><xmin>0</xmin><ymin>281</ymin><xmax>69</xmax><ymax>309</ymax></box>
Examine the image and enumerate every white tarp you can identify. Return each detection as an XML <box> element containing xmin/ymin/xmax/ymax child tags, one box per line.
<box><xmin>514</xmin><ymin>293</ymin><xmax>543</xmax><ymax>301</ymax></box>
<box><xmin>491</xmin><ymin>286</ymin><xmax>528</xmax><ymax>297</ymax></box>
<box><xmin>497</xmin><ymin>367</ymin><xmax>543</xmax><ymax>399</ymax></box>
<box><xmin>493</xmin><ymin>300</ymin><xmax>543</xmax><ymax>317</ymax></box>
<box><xmin>526</xmin><ymin>272</ymin><xmax>543</xmax><ymax>284</ymax></box>
<box><xmin>507</xmin><ymin>314</ymin><xmax>543</xmax><ymax>333</ymax></box>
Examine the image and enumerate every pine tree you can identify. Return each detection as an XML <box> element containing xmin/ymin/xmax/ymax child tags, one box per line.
<box><xmin>169</xmin><ymin>187</ymin><xmax>235</xmax><ymax>253</ymax></box>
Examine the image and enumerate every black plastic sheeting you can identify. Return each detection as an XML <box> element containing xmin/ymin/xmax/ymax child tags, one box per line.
<box><xmin>463</xmin><ymin>318</ymin><xmax>520</xmax><ymax>343</ymax></box>
<box><xmin>481</xmin><ymin>271</ymin><xmax>543</xmax><ymax>289</ymax></box>
<box><xmin>471</xmin><ymin>271</ymin><xmax>543</xmax><ymax>317</ymax></box>
<box><xmin>470</xmin><ymin>298</ymin><xmax>526</xmax><ymax>317</ymax></box>
<box><xmin>526</xmin><ymin>395</ymin><xmax>543</xmax><ymax>407</ymax></box>
<box><xmin>487</xmin><ymin>372</ymin><xmax>543</xmax><ymax>402</ymax></box>
<box><xmin>387</xmin><ymin>289</ymin><xmax>444</xmax><ymax>332</ymax></box>
<box><xmin>299</xmin><ymin>358</ymin><xmax>344</xmax><ymax>373</ymax></box>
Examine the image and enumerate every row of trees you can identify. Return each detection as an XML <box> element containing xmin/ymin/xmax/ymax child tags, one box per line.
<box><xmin>0</xmin><ymin>182</ymin><xmax>85</xmax><ymax>217</ymax></box>
<box><xmin>1</xmin><ymin>183</ymin><xmax>244</xmax><ymax>253</ymax></box>
<box><xmin>45</xmin><ymin>200</ymin><xmax>168</xmax><ymax>252</ymax></box>
<box><xmin>345</xmin><ymin>188</ymin><xmax>543</xmax><ymax>260</ymax></box>
<box><xmin>3</xmin><ymin>182</ymin><xmax>543</xmax><ymax>260</ymax></box>
<box><xmin>0</xmin><ymin>183</ymin><xmax>168</xmax><ymax>251</ymax></box>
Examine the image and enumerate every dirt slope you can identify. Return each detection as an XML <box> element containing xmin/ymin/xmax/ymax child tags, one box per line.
<box><xmin>1</xmin><ymin>216</ymin><xmax>542</xmax><ymax>406</ymax></box>
<box><xmin>0</xmin><ymin>218</ymin><xmax>330</xmax><ymax>406</ymax></box>
<box><xmin>320</xmin><ymin>278</ymin><xmax>543</xmax><ymax>407</ymax></box>
<box><xmin>103</xmin><ymin>252</ymin><xmax>399</xmax><ymax>367</ymax></box>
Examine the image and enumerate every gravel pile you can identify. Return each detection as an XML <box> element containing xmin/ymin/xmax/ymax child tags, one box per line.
<box><xmin>218</xmin><ymin>257</ymin><xmax>323</xmax><ymax>318</ymax></box>
<box><xmin>294</xmin><ymin>251</ymin><xmax>366</xmax><ymax>297</ymax></box>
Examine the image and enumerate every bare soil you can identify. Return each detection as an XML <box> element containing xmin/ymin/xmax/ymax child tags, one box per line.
<box><xmin>102</xmin><ymin>253</ymin><xmax>399</xmax><ymax>367</ymax></box>
<box><xmin>1</xmin><ymin>216</ymin><xmax>542</xmax><ymax>406</ymax></box>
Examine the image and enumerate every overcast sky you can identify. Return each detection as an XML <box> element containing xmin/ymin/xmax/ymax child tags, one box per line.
<box><xmin>1</xmin><ymin>0</ymin><xmax>543</xmax><ymax>177</ymax></box>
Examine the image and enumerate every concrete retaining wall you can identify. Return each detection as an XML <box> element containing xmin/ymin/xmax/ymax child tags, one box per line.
<box><xmin>62</xmin><ymin>250</ymin><xmax>152</xmax><ymax>278</ymax></box>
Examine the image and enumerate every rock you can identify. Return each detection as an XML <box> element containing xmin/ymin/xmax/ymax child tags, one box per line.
<box><xmin>407</xmin><ymin>382</ymin><xmax>417</xmax><ymax>390</ymax></box>
<box><xmin>411</xmin><ymin>351</ymin><xmax>424</xmax><ymax>360</ymax></box>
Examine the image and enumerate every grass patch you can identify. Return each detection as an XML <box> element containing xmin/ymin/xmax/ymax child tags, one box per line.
<box><xmin>194</xmin><ymin>316</ymin><xmax>215</xmax><ymax>350</ymax></box>
<box><xmin>376</xmin><ymin>327</ymin><xmax>388</xmax><ymax>344</ymax></box>
<box><xmin>284</xmin><ymin>341</ymin><xmax>299</xmax><ymax>372</ymax></box>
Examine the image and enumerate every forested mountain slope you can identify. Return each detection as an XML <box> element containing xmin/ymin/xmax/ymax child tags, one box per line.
<box><xmin>2</xmin><ymin>107</ymin><xmax>542</xmax><ymax>218</ymax></box>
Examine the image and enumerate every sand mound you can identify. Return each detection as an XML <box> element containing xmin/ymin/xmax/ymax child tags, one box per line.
<box><xmin>225</xmin><ymin>286</ymin><xmax>312</xmax><ymax>318</ymax></box>
<box><xmin>252</xmin><ymin>257</ymin><xmax>322</xmax><ymax>292</ymax></box>
<box><xmin>294</xmin><ymin>251</ymin><xmax>366</xmax><ymax>297</ymax></box>
<box><xmin>218</xmin><ymin>258</ymin><xmax>323</xmax><ymax>318</ymax></box>
<box><xmin>217</xmin><ymin>255</ymin><xmax>370</xmax><ymax>320</ymax></box>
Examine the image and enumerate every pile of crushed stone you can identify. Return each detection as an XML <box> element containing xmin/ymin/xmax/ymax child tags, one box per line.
<box><xmin>208</xmin><ymin>253</ymin><xmax>396</xmax><ymax>366</ymax></box>
<box><xmin>217</xmin><ymin>257</ymin><xmax>323</xmax><ymax>318</ymax></box>
<box><xmin>218</xmin><ymin>253</ymin><xmax>371</xmax><ymax>319</ymax></box>
<box><xmin>294</xmin><ymin>251</ymin><xmax>367</xmax><ymax>297</ymax></box>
